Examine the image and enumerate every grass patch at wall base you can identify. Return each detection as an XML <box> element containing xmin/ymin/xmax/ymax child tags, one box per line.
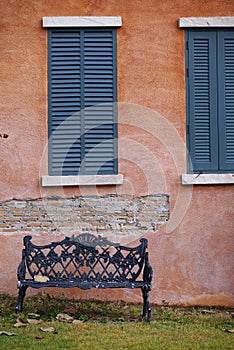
<box><xmin>0</xmin><ymin>293</ymin><xmax>233</xmax><ymax>349</ymax></box>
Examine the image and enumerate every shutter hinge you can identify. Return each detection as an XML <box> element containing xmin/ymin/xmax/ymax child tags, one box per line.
<box><xmin>186</xmin><ymin>68</ymin><xmax>189</xmax><ymax>77</ymax></box>
<box><xmin>186</xmin><ymin>40</ymin><xmax>189</xmax><ymax>51</ymax></box>
<box><xmin>187</xmin><ymin>124</ymin><xmax>190</xmax><ymax>135</ymax></box>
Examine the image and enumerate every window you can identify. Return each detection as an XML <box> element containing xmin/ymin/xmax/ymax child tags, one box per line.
<box><xmin>185</xmin><ymin>29</ymin><xmax>234</xmax><ymax>174</ymax></box>
<box><xmin>42</xmin><ymin>17</ymin><xmax>123</xmax><ymax>186</ymax></box>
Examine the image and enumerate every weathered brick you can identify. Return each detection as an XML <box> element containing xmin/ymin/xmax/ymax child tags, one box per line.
<box><xmin>0</xmin><ymin>207</ymin><xmax>7</xmax><ymax>211</ymax></box>
<box><xmin>28</xmin><ymin>223</ymin><xmax>42</xmax><ymax>227</ymax></box>
<box><xmin>22</xmin><ymin>218</ymin><xmax>38</xmax><ymax>222</ymax></box>
<box><xmin>0</xmin><ymin>224</ymin><xmax>9</xmax><ymax>228</ymax></box>
<box><xmin>0</xmin><ymin>195</ymin><xmax>169</xmax><ymax>236</ymax></box>
<box><xmin>5</xmin><ymin>217</ymin><xmax>18</xmax><ymax>222</ymax></box>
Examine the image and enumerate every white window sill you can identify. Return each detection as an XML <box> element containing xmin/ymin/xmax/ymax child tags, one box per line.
<box><xmin>182</xmin><ymin>174</ymin><xmax>234</xmax><ymax>185</ymax></box>
<box><xmin>42</xmin><ymin>174</ymin><xmax>124</xmax><ymax>187</ymax></box>
<box><xmin>43</xmin><ymin>16</ymin><xmax>122</xmax><ymax>28</ymax></box>
<box><xmin>179</xmin><ymin>16</ymin><xmax>234</xmax><ymax>28</ymax></box>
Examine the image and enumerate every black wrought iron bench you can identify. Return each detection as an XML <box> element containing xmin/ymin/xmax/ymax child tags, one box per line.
<box><xmin>16</xmin><ymin>234</ymin><xmax>153</xmax><ymax>322</ymax></box>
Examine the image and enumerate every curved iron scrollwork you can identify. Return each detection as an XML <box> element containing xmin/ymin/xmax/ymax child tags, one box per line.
<box><xmin>24</xmin><ymin>235</ymin><xmax>147</xmax><ymax>283</ymax></box>
<box><xmin>16</xmin><ymin>234</ymin><xmax>153</xmax><ymax>322</ymax></box>
<box><xmin>70</xmin><ymin>233</ymin><xmax>119</xmax><ymax>247</ymax></box>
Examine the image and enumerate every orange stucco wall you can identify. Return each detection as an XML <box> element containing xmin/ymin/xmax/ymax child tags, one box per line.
<box><xmin>0</xmin><ymin>0</ymin><xmax>233</xmax><ymax>306</ymax></box>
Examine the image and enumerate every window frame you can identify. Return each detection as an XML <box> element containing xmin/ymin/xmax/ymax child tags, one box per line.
<box><xmin>42</xmin><ymin>16</ymin><xmax>123</xmax><ymax>187</ymax></box>
<box><xmin>180</xmin><ymin>17</ymin><xmax>234</xmax><ymax>185</ymax></box>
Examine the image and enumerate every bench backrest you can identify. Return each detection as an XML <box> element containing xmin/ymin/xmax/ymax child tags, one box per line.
<box><xmin>22</xmin><ymin>235</ymin><xmax>148</xmax><ymax>283</ymax></box>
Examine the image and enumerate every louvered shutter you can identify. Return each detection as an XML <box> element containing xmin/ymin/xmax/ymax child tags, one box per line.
<box><xmin>187</xmin><ymin>31</ymin><xmax>218</xmax><ymax>173</ymax></box>
<box><xmin>218</xmin><ymin>31</ymin><xmax>234</xmax><ymax>171</ymax></box>
<box><xmin>48</xmin><ymin>29</ymin><xmax>117</xmax><ymax>176</ymax></box>
<box><xmin>48</xmin><ymin>30</ymin><xmax>82</xmax><ymax>176</ymax></box>
<box><xmin>83</xmin><ymin>30</ymin><xmax>117</xmax><ymax>174</ymax></box>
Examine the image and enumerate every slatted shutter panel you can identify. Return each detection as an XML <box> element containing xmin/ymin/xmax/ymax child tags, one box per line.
<box><xmin>218</xmin><ymin>31</ymin><xmax>234</xmax><ymax>171</ymax></box>
<box><xmin>48</xmin><ymin>30</ymin><xmax>82</xmax><ymax>175</ymax></box>
<box><xmin>83</xmin><ymin>30</ymin><xmax>117</xmax><ymax>174</ymax></box>
<box><xmin>48</xmin><ymin>29</ymin><xmax>117</xmax><ymax>176</ymax></box>
<box><xmin>186</xmin><ymin>31</ymin><xmax>218</xmax><ymax>173</ymax></box>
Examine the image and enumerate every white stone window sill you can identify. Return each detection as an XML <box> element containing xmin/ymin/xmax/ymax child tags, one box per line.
<box><xmin>43</xmin><ymin>16</ymin><xmax>122</xmax><ymax>28</ymax></box>
<box><xmin>182</xmin><ymin>174</ymin><xmax>234</xmax><ymax>185</ymax></box>
<box><xmin>42</xmin><ymin>174</ymin><xmax>124</xmax><ymax>187</ymax></box>
<box><xmin>179</xmin><ymin>16</ymin><xmax>234</xmax><ymax>28</ymax></box>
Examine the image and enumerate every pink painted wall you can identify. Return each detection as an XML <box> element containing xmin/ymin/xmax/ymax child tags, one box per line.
<box><xmin>0</xmin><ymin>0</ymin><xmax>233</xmax><ymax>306</ymax></box>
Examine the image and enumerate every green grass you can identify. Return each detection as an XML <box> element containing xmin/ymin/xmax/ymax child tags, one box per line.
<box><xmin>0</xmin><ymin>293</ymin><xmax>233</xmax><ymax>349</ymax></box>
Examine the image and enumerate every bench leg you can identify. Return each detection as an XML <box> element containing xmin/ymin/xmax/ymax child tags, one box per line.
<box><xmin>16</xmin><ymin>285</ymin><xmax>28</xmax><ymax>314</ymax></box>
<box><xmin>141</xmin><ymin>287</ymin><xmax>151</xmax><ymax>323</ymax></box>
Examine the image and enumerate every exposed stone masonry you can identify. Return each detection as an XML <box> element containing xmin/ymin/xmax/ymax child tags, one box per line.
<box><xmin>0</xmin><ymin>195</ymin><xmax>169</xmax><ymax>237</ymax></box>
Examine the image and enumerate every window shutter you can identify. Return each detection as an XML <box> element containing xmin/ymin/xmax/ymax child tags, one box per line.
<box><xmin>187</xmin><ymin>31</ymin><xmax>218</xmax><ymax>173</ymax></box>
<box><xmin>218</xmin><ymin>31</ymin><xmax>234</xmax><ymax>171</ymax></box>
<box><xmin>83</xmin><ymin>30</ymin><xmax>117</xmax><ymax>174</ymax></box>
<box><xmin>48</xmin><ymin>29</ymin><xmax>117</xmax><ymax>176</ymax></box>
<box><xmin>48</xmin><ymin>30</ymin><xmax>82</xmax><ymax>175</ymax></box>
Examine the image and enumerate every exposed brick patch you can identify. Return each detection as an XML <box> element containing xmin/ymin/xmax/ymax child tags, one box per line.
<box><xmin>0</xmin><ymin>195</ymin><xmax>170</xmax><ymax>236</ymax></box>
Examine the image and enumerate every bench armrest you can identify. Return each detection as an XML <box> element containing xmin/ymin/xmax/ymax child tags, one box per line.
<box><xmin>17</xmin><ymin>248</ymin><xmax>26</xmax><ymax>281</ymax></box>
<box><xmin>143</xmin><ymin>252</ymin><xmax>153</xmax><ymax>284</ymax></box>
